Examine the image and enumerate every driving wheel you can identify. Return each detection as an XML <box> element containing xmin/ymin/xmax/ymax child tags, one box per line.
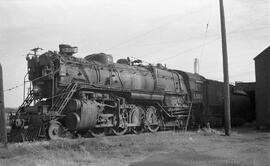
<box><xmin>145</xmin><ymin>106</ymin><xmax>160</xmax><ymax>133</ymax></box>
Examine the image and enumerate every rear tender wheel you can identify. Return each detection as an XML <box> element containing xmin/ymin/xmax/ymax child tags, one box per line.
<box><xmin>89</xmin><ymin>128</ymin><xmax>105</xmax><ymax>137</ymax></box>
<box><xmin>145</xmin><ymin>106</ymin><xmax>160</xmax><ymax>133</ymax></box>
<box><xmin>48</xmin><ymin>122</ymin><xmax>64</xmax><ymax>140</ymax></box>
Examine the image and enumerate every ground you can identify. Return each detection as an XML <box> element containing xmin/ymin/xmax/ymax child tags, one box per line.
<box><xmin>0</xmin><ymin>127</ymin><xmax>269</xmax><ymax>166</ymax></box>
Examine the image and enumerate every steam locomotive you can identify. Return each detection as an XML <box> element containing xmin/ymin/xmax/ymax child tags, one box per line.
<box><xmin>8</xmin><ymin>44</ymin><xmax>251</xmax><ymax>142</ymax></box>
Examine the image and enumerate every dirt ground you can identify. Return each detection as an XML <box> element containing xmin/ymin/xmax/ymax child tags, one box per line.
<box><xmin>0</xmin><ymin>127</ymin><xmax>269</xmax><ymax>166</ymax></box>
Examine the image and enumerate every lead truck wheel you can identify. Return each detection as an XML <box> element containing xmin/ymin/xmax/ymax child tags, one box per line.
<box><xmin>48</xmin><ymin>122</ymin><xmax>64</xmax><ymax>140</ymax></box>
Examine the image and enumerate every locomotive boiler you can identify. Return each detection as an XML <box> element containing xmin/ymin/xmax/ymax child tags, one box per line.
<box><xmin>9</xmin><ymin>44</ymin><xmax>193</xmax><ymax>141</ymax></box>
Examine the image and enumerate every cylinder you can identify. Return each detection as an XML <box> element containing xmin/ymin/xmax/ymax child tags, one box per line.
<box><xmin>65</xmin><ymin>100</ymin><xmax>98</xmax><ymax>130</ymax></box>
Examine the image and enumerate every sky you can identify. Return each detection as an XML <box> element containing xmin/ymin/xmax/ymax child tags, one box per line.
<box><xmin>0</xmin><ymin>0</ymin><xmax>269</xmax><ymax>107</ymax></box>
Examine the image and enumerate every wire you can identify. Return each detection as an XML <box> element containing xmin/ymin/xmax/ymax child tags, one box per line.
<box><xmin>198</xmin><ymin>23</ymin><xmax>209</xmax><ymax>73</ymax></box>
<box><xmin>230</xmin><ymin>71</ymin><xmax>255</xmax><ymax>77</ymax></box>
<box><xmin>156</xmin><ymin>23</ymin><xmax>270</xmax><ymax>63</ymax></box>
<box><xmin>4</xmin><ymin>84</ymin><xmax>25</xmax><ymax>92</ymax></box>
<box><xmin>228</xmin><ymin>25</ymin><xmax>270</xmax><ymax>36</ymax></box>
<box><xmin>199</xmin><ymin>0</ymin><xmax>213</xmax><ymax>65</ymax></box>
<box><xmin>158</xmin><ymin>37</ymin><xmax>219</xmax><ymax>62</ymax></box>
<box><xmin>124</xmin><ymin>33</ymin><xmax>217</xmax><ymax>48</ymax></box>
<box><xmin>201</xmin><ymin>61</ymin><xmax>254</xmax><ymax>74</ymax></box>
<box><xmin>210</xmin><ymin>71</ymin><xmax>255</xmax><ymax>80</ymax></box>
<box><xmin>103</xmin><ymin>7</ymin><xmax>207</xmax><ymax>51</ymax></box>
<box><xmin>4</xmin><ymin>70</ymin><xmax>59</xmax><ymax>92</ymax></box>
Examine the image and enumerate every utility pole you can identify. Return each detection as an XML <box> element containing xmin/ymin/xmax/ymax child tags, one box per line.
<box><xmin>219</xmin><ymin>0</ymin><xmax>231</xmax><ymax>136</ymax></box>
<box><xmin>0</xmin><ymin>64</ymin><xmax>7</xmax><ymax>147</ymax></box>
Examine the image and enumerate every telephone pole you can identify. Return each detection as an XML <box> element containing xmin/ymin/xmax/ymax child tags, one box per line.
<box><xmin>0</xmin><ymin>63</ymin><xmax>7</xmax><ymax>147</ymax></box>
<box><xmin>219</xmin><ymin>0</ymin><xmax>231</xmax><ymax>136</ymax></box>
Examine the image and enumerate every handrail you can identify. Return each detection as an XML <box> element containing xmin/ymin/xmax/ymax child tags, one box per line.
<box><xmin>184</xmin><ymin>100</ymin><xmax>193</xmax><ymax>132</ymax></box>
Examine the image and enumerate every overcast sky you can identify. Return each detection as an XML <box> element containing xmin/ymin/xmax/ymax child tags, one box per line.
<box><xmin>0</xmin><ymin>0</ymin><xmax>269</xmax><ymax>107</ymax></box>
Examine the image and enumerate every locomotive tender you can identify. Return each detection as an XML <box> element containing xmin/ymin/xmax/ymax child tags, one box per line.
<box><xmin>9</xmin><ymin>44</ymin><xmax>250</xmax><ymax>141</ymax></box>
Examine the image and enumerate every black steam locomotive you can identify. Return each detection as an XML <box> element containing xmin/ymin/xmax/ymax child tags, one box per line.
<box><xmin>8</xmin><ymin>44</ymin><xmax>251</xmax><ymax>142</ymax></box>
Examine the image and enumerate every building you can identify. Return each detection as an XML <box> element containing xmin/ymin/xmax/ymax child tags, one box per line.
<box><xmin>254</xmin><ymin>46</ymin><xmax>270</xmax><ymax>128</ymax></box>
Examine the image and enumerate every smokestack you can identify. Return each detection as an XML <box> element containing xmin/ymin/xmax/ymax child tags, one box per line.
<box><xmin>194</xmin><ymin>58</ymin><xmax>199</xmax><ymax>74</ymax></box>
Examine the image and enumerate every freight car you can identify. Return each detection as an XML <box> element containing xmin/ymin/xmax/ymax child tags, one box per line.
<box><xmin>8</xmin><ymin>44</ymin><xmax>251</xmax><ymax>142</ymax></box>
<box><xmin>198</xmin><ymin>79</ymin><xmax>251</xmax><ymax>127</ymax></box>
<box><xmin>171</xmin><ymin>73</ymin><xmax>252</xmax><ymax>127</ymax></box>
